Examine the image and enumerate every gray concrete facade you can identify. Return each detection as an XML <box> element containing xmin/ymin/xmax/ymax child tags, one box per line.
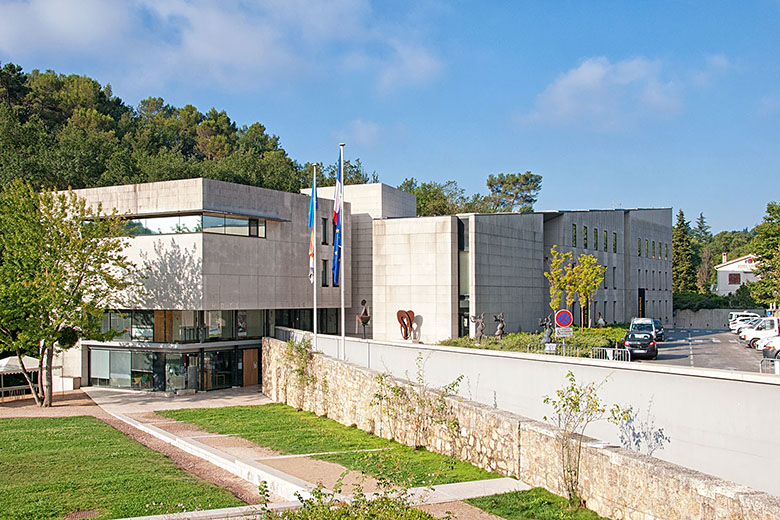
<box><xmin>75</xmin><ymin>178</ymin><xmax>351</xmax><ymax>312</ymax></box>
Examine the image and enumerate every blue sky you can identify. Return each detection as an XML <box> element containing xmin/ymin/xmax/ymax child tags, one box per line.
<box><xmin>1</xmin><ymin>0</ymin><xmax>779</xmax><ymax>233</ymax></box>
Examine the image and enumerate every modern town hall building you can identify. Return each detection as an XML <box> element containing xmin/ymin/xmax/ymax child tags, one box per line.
<box><xmin>56</xmin><ymin>178</ymin><xmax>672</xmax><ymax>392</ymax></box>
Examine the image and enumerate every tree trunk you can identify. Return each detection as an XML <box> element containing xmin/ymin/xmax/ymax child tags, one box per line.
<box><xmin>42</xmin><ymin>344</ymin><xmax>53</xmax><ymax>407</ymax></box>
<box><xmin>16</xmin><ymin>349</ymin><xmax>42</xmax><ymax>407</ymax></box>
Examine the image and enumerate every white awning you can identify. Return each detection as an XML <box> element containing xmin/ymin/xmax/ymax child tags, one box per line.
<box><xmin>0</xmin><ymin>356</ymin><xmax>40</xmax><ymax>375</ymax></box>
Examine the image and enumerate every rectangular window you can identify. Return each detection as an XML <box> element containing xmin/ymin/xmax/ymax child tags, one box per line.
<box><xmin>729</xmin><ymin>273</ymin><xmax>741</xmax><ymax>285</ymax></box>
<box><xmin>572</xmin><ymin>223</ymin><xmax>577</xmax><ymax>247</ymax></box>
<box><xmin>604</xmin><ymin>269</ymin><xmax>608</xmax><ymax>289</ymax></box>
<box><xmin>645</xmin><ymin>239</ymin><xmax>649</xmax><ymax>258</ymax></box>
<box><xmin>224</xmin><ymin>217</ymin><xmax>247</xmax><ymax>236</ymax></box>
<box><xmin>584</xmin><ymin>226</ymin><xmax>588</xmax><ymax>249</ymax></box>
<box><xmin>249</xmin><ymin>219</ymin><xmax>259</xmax><ymax>237</ymax></box>
<box><xmin>638</xmin><ymin>238</ymin><xmax>641</xmax><ymax>256</ymax></box>
<box><xmin>652</xmin><ymin>241</ymin><xmax>656</xmax><ymax>258</ymax></box>
<box><xmin>613</xmin><ymin>266</ymin><xmax>617</xmax><ymax>289</ymax></box>
<box><xmin>321</xmin><ymin>217</ymin><xmax>328</xmax><ymax>244</ymax></box>
<box><xmin>613</xmin><ymin>232</ymin><xmax>617</xmax><ymax>253</ymax></box>
<box><xmin>594</xmin><ymin>228</ymin><xmax>598</xmax><ymax>250</ymax></box>
<box><xmin>202</xmin><ymin>215</ymin><xmax>225</xmax><ymax>234</ymax></box>
<box><xmin>665</xmin><ymin>243</ymin><xmax>668</xmax><ymax>260</ymax></box>
<box><xmin>322</xmin><ymin>259</ymin><xmax>329</xmax><ymax>287</ymax></box>
<box><xmin>603</xmin><ymin>230</ymin><xmax>607</xmax><ymax>252</ymax></box>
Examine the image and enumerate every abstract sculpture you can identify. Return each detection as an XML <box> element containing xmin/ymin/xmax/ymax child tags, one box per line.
<box><xmin>397</xmin><ymin>309</ymin><xmax>415</xmax><ymax>340</ymax></box>
<box><xmin>356</xmin><ymin>299</ymin><xmax>371</xmax><ymax>339</ymax></box>
<box><xmin>493</xmin><ymin>312</ymin><xmax>505</xmax><ymax>340</ymax></box>
<box><xmin>470</xmin><ymin>312</ymin><xmax>486</xmax><ymax>345</ymax></box>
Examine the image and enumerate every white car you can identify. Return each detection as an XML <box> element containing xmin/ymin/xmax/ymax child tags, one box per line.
<box><xmin>740</xmin><ymin>317</ymin><xmax>780</xmax><ymax>348</ymax></box>
<box><xmin>730</xmin><ymin>316</ymin><xmax>758</xmax><ymax>332</ymax></box>
<box><xmin>758</xmin><ymin>336</ymin><xmax>780</xmax><ymax>357</ymax></box>
<box><xmin>735</xmin><ymin>317</ymin><xmax>762</xmax><ymax>335</ymax></box>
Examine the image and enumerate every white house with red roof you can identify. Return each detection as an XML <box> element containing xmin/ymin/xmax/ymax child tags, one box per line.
<box><xmin>714</xmin><ymin>253</ymin><xmax>758</xmax><ymax>295</ymax></box>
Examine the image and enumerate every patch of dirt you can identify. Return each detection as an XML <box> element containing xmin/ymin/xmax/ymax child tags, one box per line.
<box><xmin>64</xmin><ymin>509</ymin><xmax>100</xmax><ymax>519</ymax></box>
<box><xmin>262</xmin><ymin>456</ymin><xmax>382</xmax><ymax>494</ymax></box>
<box><xmin>418</xmin><ymin>500</ymin><xmax>505</xmax><ymax>519</ymax></box>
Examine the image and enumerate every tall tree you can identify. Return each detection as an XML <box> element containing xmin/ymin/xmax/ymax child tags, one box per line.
<box><xmin>692</xmin><ymin>212</ymin><xmax>712</xmax><ymax>243</ymax></box>
<box><xmin>697</xmin><ymin>247</ymin><xmax>714</xmax><ymax>293</ymax></box>
<box><xmin>544</xmin><ymin>246</ymin><xmax>574</xmax><ymax>313</ymax></box>
<box><xmin>672</xmin><ymin>210</ymin><xmax>697</xmax><ymax>292</ymax></box>
<box><xmin>570</xmin><ymin>254</ymin><xmax>607</xmax><ymax>328</ymax></box>
<box><xmin>749</xmin><ymin>201</ymin><xmax>780</xmax><ymax>305</ymax></box>
<box><xmin>485</xmin><ymin>171</ymin><xmax>542</xmax><ymax>212</ymax></box>
<box><xmin>0</xmin><ymin>181</ymin><xmax>139</xmax><ymax>406</ymax></box>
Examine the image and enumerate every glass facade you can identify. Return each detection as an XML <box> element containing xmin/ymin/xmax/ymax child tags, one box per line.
<box><xmin>125</xmin><ymin>213</ymin><xmax>265</xmax><ymax>238</ymax></box>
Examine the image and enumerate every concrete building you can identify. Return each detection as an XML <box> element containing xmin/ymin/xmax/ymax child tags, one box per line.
<box><xmin>714</xmin><ymin>254</ymin><xmax>758</xmax><ymax>296</ymax></box>
<box><xmin>59</xmin><ymin>178</ymin><xmax>350</xmax><ymax>393</ymax></box>
<box><xmin>58</xmin><ymin>178</ymin><xmax>672</xmax><ymax>390</ymax></box>
<box><xmin>370</xmin><ymin>208</ymin><xmax>673</xmax><ymax>343</ymax></box>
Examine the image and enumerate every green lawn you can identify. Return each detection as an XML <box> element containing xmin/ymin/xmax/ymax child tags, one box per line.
<box><xmin>467</xmin><ymin>488</ymin><xmax>610</xmax><ymax>520</ymax></box>
<box><xmin>0</xmin><ymin>416</ymin><xmax>245</xmax><ymax>520</ymax></box>
<box><xmin>158</xmin><ymin>403</ymin><xmax>499</xmax><ymax>486</ymax></box>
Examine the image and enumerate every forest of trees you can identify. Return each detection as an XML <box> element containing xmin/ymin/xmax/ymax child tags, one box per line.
<box><xmin>0</xmin><ymin>61</ymin><xmax>377</xmax><ymax>193</ymax></box>
<box><xmin>0</xmin><ymin>61</ymin><xmax>543</xmax><ymax>212</ymax></box>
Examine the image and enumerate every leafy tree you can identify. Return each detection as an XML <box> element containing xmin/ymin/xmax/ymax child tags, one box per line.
<box><xmin>544</xmin><ymin>246</ymin><xmax>573</xmax><ymax>313</ymax></box>
<box><xmin>672</xmin><ymin>210</ymin><xmax>697</xmax><ymax>292</ymax></box>
<box><xmin>570</xmin><ymin>254</ymin><xmax>607</xmax><ymax>328</ymax></box>
<box><xmin>485</xmin><ymin>171</ymin><xmax>542</xmax><ymax>212</ymax></box>
<box><xmin>0</xmin><ymin>181</ymin><xmax>139</xmax><ymax>406</ymax></box>
<box><xmin>398</xmin><ymin>178</ymin><xmax>465</xmax><ymax>216</ymax></box>
<box><xmin>0</xmin><ymin>62</ymin><xmax>29</xmax><ymax>109</ymax></box>
<box><xmin>696</xmin><ymin>247</ymin><xmax>714</xmax><ymax>293</ymax></box>
<box><xmin>749</xmin><ymin>202</ymin><xmax>780</xmax><ymax>305</ymax></box>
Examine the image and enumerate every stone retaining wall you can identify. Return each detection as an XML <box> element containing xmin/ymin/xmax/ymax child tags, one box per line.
<box><xmin>262</xmin><ymin>337</ymin><xmax>780</xmax><ymax>519</ymax></box>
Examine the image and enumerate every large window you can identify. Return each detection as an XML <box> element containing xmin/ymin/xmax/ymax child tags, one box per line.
<box><xmin>206</xmin><ymin>310</ymin><xmax>235</xmax><ymax>340</ymax></box>
<box><xmin>729</xmin><ymin>273</ymin><xmax>741</xmax><ymax>285</ymax></box>
<box><xmin>126</xmin><ymin>213</ymin><xmax>265</xmax><ymax>238</ymax></box>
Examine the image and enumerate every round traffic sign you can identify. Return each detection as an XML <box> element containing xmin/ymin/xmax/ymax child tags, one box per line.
<box><xmin>555</xmin><ymin>309</ymin><xmax>573</xmax><ymax>327</ymax></box>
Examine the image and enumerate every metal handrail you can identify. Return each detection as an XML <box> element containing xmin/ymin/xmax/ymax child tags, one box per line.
<box><xmin>760</xmin><ymin>358</ymin><xmax>780</xmax><ymax>375</ymax></box>
<box><xmin>590</xmin><ymin>347</ymin><xmax>632</xmax><ymax>362</ymax></box>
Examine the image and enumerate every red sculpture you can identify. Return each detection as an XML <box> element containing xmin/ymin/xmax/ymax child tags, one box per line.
<box><xmin>396</xmin><ymin>310</ymin><xmax>415</xmax><ymax>340</ymax></box>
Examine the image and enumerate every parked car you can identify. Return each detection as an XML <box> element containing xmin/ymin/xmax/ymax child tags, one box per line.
<box><xmin>740</xmin><ymin>317</ymin><xmax>780</xmax><ymax>348</ymax></box>
<box><xmin>759</xmin><ymin>336</ymin><xmax>780</xmax><ymax>358</ymax></box>
<box><xmin>653</xmin><ymin>319</ymin><xmax>665</xmax><ymax>342</ymax></box>
<box><xmin>735</xmin><ymin>317</ymin><xmax>762</xmax><ymax>335</ymax></box>
<box><xmin>622</xmin><ymin>331</ymin><xmax>658</xmax><ymax>360</ymax></box>
<box><xmin>728</xmin><ymin>311</ymin><xmax>761</xmax><ymax>323</ymax></box>
<box><xmin>730</xmin><ymin>316</ymin><xmax>758</xmax><ymax>332</ymax></box>
<box><xmin>629</xmin><ymin>318</ymin><xmax>662</xmax><ymax>341</ymax></box>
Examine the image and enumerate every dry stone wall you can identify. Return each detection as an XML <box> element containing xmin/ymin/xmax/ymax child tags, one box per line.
<box><xmin>262</xmin><ymin>336</ymin><xmax>780</xmax><ymax>519</ymax></box>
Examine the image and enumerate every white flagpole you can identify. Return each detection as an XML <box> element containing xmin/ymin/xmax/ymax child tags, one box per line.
<box><xmin>313</xmin><ymin>164</ymin><xmax>318</xmax><ymax>351</ymax></box>
<box><xmin>339</xmin><ymin>143</ymin><xmax>346</xmax><ymax>360</ymax></box>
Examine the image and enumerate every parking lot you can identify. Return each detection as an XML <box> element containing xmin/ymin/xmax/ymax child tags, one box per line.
<box><xmin>636</xmin><ymin>328</ymin><xmax>765</xmax><ymax>372</ymax></box>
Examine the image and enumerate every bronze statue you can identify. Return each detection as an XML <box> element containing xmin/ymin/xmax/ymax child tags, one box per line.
<box><xmin>493</xmin><ymin>312</ymin><xmax>505</xmax><ymax>340</ymax></box>
<box><xmin>397</xmin><ymin>310</ymin><xmax>415</xmax><ymax>340</ymax></box>
<box><xmin>539</xmin><ymin>313</ymin><xmax>553</xmax><ymax>344</ymax></box>
<box><xmin>470</xmin><ymin>312</ymin><xmax>486</xmax><ymax>345</ymax></box>
<box><xmin>356</xmin><ymin>299</ymin><xmax>371</xmax><ymax>339</ymax></box>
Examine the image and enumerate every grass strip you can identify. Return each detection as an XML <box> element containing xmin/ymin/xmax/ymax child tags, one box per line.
<box><xmin>0</xmin><ymin>416</ymin><xmax>244</xmax><ymax>520</ymax></box>
<box><xmin>158</xmin><ymin>403</ymin><xmax>499</xmax><ymax>486</ymax></box>
<box><xmin>467</xmin><ymin>488</ymin><xmax>610</xmax><ymax>520</ymax></box>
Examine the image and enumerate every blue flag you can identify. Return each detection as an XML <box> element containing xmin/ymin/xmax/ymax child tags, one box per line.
<box><xmin>308</xmin><ymin>171</ymin><xmax>318</xmax><ymax>283</ymax></box>
<box><xmin>332</xmin><ymin>153</ymin><xmax>343</xmax><ymax>286</ymax></box>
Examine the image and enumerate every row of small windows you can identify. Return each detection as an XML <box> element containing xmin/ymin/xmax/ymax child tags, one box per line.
<box><xmin>572</xmin><ymin>224</ymin><xmax>617</xmax><ymax>253</ymax></box>
<box><xmin>637</xmin><ymin>238</ymin><xmax>668</xmax><ymax>260</ymax></box>
<box><xmin>125</xmin><ymin>213</ymin><xmax>266</xmax><ymax>238</ymax></box>
<box><xmin>639</xmin><ymin>269</ymin><xmax>671</xmax><ymax>291</ymax></box>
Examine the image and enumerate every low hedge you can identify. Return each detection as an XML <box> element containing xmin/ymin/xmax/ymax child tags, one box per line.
<box><xmin>439</xmin><ymin>324</ymin><xmax>628</xmax><ymax>356</ymax></box>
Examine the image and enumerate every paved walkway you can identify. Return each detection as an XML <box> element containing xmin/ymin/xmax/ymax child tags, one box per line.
<box><xmin>83</xmin><ymin>386</ymin><xmax>528</xmax><ymax>519</ymax></box>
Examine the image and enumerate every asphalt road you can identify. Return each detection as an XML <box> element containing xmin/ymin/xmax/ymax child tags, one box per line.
<box><xmin>634</xmin><ymin>328</ymin><xmax>765</xmax><ymax>372</ymax></box>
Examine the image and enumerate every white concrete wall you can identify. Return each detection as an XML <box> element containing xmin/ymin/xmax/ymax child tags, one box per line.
<box><xmin>276</xmin><ymin>327</ymin><xmax>780</xmax><ymax>498</ymax></box>
<box><xmin>373</xmin><ymin>216</ymin><xmax>458</xmax><ymax>343</ymax></box>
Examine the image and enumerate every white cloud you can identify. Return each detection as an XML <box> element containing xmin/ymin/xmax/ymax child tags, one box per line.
<box><xmin>342</xmin><ymin>119</ymin><xmax>381</xmax><ymax>147</ymax></box>
<box><xmin>522</xmin><ymin>57</ymin><xmax>682</xmax><ymax>129</ymax></box>
<box><xmin>0</xmin><ymin>0</ymin><xmax>442</xmax><ymax>95</ymax></box>
<box><xmin>0</xmin><ymin>0</ymin><xmax>131</xmax><ymax>55</ymax></box>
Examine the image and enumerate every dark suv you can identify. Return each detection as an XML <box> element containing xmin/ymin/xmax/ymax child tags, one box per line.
<box><xmin>653</xmin><ymin>319</ymin><xmax>665</xmax><ymax>342</ymax></box>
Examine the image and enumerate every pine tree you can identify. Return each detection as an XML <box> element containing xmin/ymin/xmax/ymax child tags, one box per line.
<box><xmin>672</xmin><ymin>210</ymin><xmax>697</xmax><ymax>292</ymax></box>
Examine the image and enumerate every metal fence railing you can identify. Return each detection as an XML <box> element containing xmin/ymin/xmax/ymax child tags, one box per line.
<box><xmin>760</xmin><ymin>358</ymin><xmax>780</xmax><ymax>375</ymax></box>
<box><xmin>590</xmin><ymin>347</ymin><xmax>632</xmax><ymax>362</ymax></box>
